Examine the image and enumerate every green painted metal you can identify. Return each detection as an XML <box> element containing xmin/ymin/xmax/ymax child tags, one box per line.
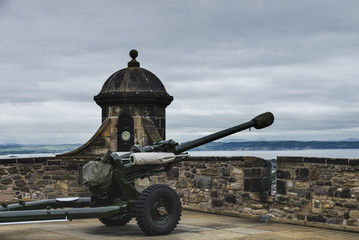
<box><xmin>0</xmin><ymin>205</ymin><xmax>125</xmax><ymax>223</ymax></box>
<box><xmin>173</xmin><ymin>112</ymin><xmax>274</xmax><ymax>154</ymax></box>
<box><xmin>0</xmin><ymin>197</ymin><xmax>91</xmax><ymax>212</ymax></box>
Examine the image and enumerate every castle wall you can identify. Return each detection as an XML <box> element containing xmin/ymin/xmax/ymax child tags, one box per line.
<box><xmin>0</xmin><ymin>157</ymin><xmax>90</xmax><ymax>202</ymax></box>
<box><xmin>274</xmin><ymin>156</ymin><xmax>359</xmax><ymax>230</ymax></box>
<box><xmin>0</xmin><ymin>155</ymin><xmax>358</xmax><ymax>232</ymax></box>
<box><xmin>137</xmin><ymin>156</ymin><xmax>359</xmax><ymax>232</ymax></box>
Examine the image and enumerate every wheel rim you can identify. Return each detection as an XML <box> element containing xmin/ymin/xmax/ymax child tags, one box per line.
<box><xmin>151</xmin><ymin>197</ymin><xmax>172</xmax><ymax>224</ymax></box>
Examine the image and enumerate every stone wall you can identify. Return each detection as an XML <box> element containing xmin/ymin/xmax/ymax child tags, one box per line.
<box><xmin>0</xmin><ymin>157</ymin><xmax>90</xmax><ymax>203</ymax></box>
<box><xmin>274</xmin><ymin>156</ymin><xmax>359</xmax><ymax>230</ymax></box>
<box><xmin>136</xmin><ymin>156</ymin><xmax>272</xmax><ymax>213</ymax></box>
<box><xmin>108</xmin><ymin>105</ymin><xmax>167</xmax><ymax>147</ymax></box>
<box><xmin>0</xmin><ymin>155</ymin><xmax>358</xmax><ymax>232</ymax></box>
<box><xmin>137</xmin><ymin>155</ymin><xmax>359</xmax><ymax>232</ymax></box>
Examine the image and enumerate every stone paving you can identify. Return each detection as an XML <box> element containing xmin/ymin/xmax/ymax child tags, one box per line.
<box><xmin>0</xmin><ymin>210</ymin><xmax>358</xmax><ymax>240</ymax></box>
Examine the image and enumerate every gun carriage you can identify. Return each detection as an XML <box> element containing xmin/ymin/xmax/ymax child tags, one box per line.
<box><xmin>0</xmin><ymin>112</ymin><xmax>274</xmax><ymax>235</ymax></box>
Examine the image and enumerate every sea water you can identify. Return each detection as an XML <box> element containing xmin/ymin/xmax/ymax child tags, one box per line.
<box><xmin>1</xmin><ymin>149</ymin><xmax>359</xmax><ymax>160</ymax></box>
<box><xmin>188</xmin><ymin>149</ymin><xmax>359</xmax><ymax>160</ymax></box>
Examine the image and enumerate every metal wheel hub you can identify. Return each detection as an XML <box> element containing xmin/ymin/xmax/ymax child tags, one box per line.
<box><xmin>151</xmin><ymin>198</ymin><xmax>172</xmax><ymax>224</ymax></box>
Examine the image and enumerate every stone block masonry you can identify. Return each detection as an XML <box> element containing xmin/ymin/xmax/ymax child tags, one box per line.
<box><xmin>137</xmin><ymin>155</ymin><xmax>359</xmax><ymax>232</ymax></box>
<box><xmin>1</xmin><ymin>155</ymin><xmax>358</xmax><ymax>233</ymax></box>
<box><xmin>275</xmin><ymin>156</ymin><xmax>359</xmax><ymax>230</ymax></box>
<box><xmin>136</xmin><ymin>156</ymin><xmax>273</xmax><ymax>215</ymax></box>
<box><xmin>0</xmin><ymin>157</ymin><xmax>90</xmax><ymax>202</ymax></box>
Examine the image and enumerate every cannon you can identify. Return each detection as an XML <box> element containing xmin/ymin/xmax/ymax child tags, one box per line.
<box><xmin>0</xmin><ymin>112</ymin><xmax>274</xmax><ymax>235</ymax></box>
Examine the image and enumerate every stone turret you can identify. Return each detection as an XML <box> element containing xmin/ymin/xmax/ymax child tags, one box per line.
<box><xmin>61</xmin><ymin>50</ymin><xmax>173</xmax><ymax>156</ymax></box>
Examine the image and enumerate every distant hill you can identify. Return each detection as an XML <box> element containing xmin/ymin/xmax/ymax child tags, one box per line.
<box><xmin>2</xmin><ymin>140</ymin><xmax>359</xmax><ymax>155</ymax></box>
<box><xmin>192</xmin><ymin>141</ymin><xmax>359</xmax><ymax>151</ymax></box>
<box><xmin>0</xmin><ymin>144</ymin><xmax>82</xmax><ymax>155</ymax></box>
<box><xmin>341</xmin><ymin>138</ymin><xmax>359</xmax><ymax>142</ymax></box>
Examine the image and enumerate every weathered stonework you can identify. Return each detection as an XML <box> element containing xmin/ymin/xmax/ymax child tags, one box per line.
<box><xmin>58</xmin><ymin>50</ymin><xmax>173</xmax><ymax>157</ymax></box>
<box><xmin>136</xmin><ymin>156</ymin><xmax>272</xmax><ymax>215</ymax></box>
<box><xmin>1</xmin><ymin>155</ymin><xmax>358</xmax><ymax>232</ymax></box>
<box><xmin>276</xmin><ymin>156</ymin><xmax>359</xmax><ymax>229</ymax></box>
<box><xmin>0</xmin><ymin>157</ymin><xmax>90</xmax><ymax>202</ymax></box>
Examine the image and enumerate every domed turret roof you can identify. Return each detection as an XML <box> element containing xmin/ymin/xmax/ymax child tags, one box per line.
<box><xmin>94</xmin><ymin>50</ymin><xmax>173</xmax><ymax>107</ymax></box>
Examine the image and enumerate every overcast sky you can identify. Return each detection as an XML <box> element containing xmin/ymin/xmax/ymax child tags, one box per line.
<box><xmin>1</xmin><ymin>0</ymin><xmax>359</xmax><ymax>145</ymax></box>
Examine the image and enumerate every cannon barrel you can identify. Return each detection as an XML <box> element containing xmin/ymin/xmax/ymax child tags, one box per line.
<box><xmin>173</xmin><ymin>112</ymin><xmax>274</xmax><ymax>154</ymax></box>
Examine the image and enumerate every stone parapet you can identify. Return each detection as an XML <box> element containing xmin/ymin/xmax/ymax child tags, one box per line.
<box><xmin>275</xmin><ymin>156</ymin><xmax>359</xmax><ymax>229</ymax></box>
<box><xmin>137</xmin><ymin>155</ymin><xmax>359</xmax><ymax>232</ymax></box>
<box><xmin>136</xmin><ymin>156</ymin><xmax>273</xmax><ymax>215</ymax></box>
<box><xmin>0</xmin><ymin>157</ymin><xmax>90</xmax><ymax>203</ymax></box>
<box><xmin>0</xmin><ymin>154</ymin><xmax>358</xmax><ymax>232</ymax></box>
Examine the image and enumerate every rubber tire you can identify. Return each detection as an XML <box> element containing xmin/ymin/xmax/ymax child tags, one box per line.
<box><xmin>135</xmin><ymin>184</ymin><xmax>182</xmax><ymax>235</ymax></box>
<box><xmin>99</xmin><ymin>216</ymin><xmax>132</xmax><ymax>226</ymax></box>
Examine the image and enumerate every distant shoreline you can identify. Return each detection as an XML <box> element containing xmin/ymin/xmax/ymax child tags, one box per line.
<box><xmin>0</xmin><ymin>144</ymin><xmax>82</xmax><ymax>156</ymax></box>
<box><xmin>2</xmin><ymin>149</ymin><xmax>359</xmax><ymax>160</ymax></box>
<box><xmin>192</xmin><ymin>141</ymin><xmax>359</xmax><ymax>151</ymax></box>
<box><xmin>1</xmin><ymin>141</ymin><xmax>359</xmax><ymax>156</ymax></box>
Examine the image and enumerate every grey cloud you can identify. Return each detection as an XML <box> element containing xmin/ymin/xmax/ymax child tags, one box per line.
<box><xmin>1</xmin><ymin>1</ymin><xmax>359</xmax><ymax>144</ymax></box>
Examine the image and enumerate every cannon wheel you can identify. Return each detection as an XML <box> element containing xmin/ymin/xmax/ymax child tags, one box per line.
<box><xmin>135</xmin><ymin>184</ymin><xmax>182</xmax><ymax>235</ymax></box>
<box><xmin>99</xmin><ymin>216</ymin><xmax>132</xmax><ymax>226</ymax></box>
